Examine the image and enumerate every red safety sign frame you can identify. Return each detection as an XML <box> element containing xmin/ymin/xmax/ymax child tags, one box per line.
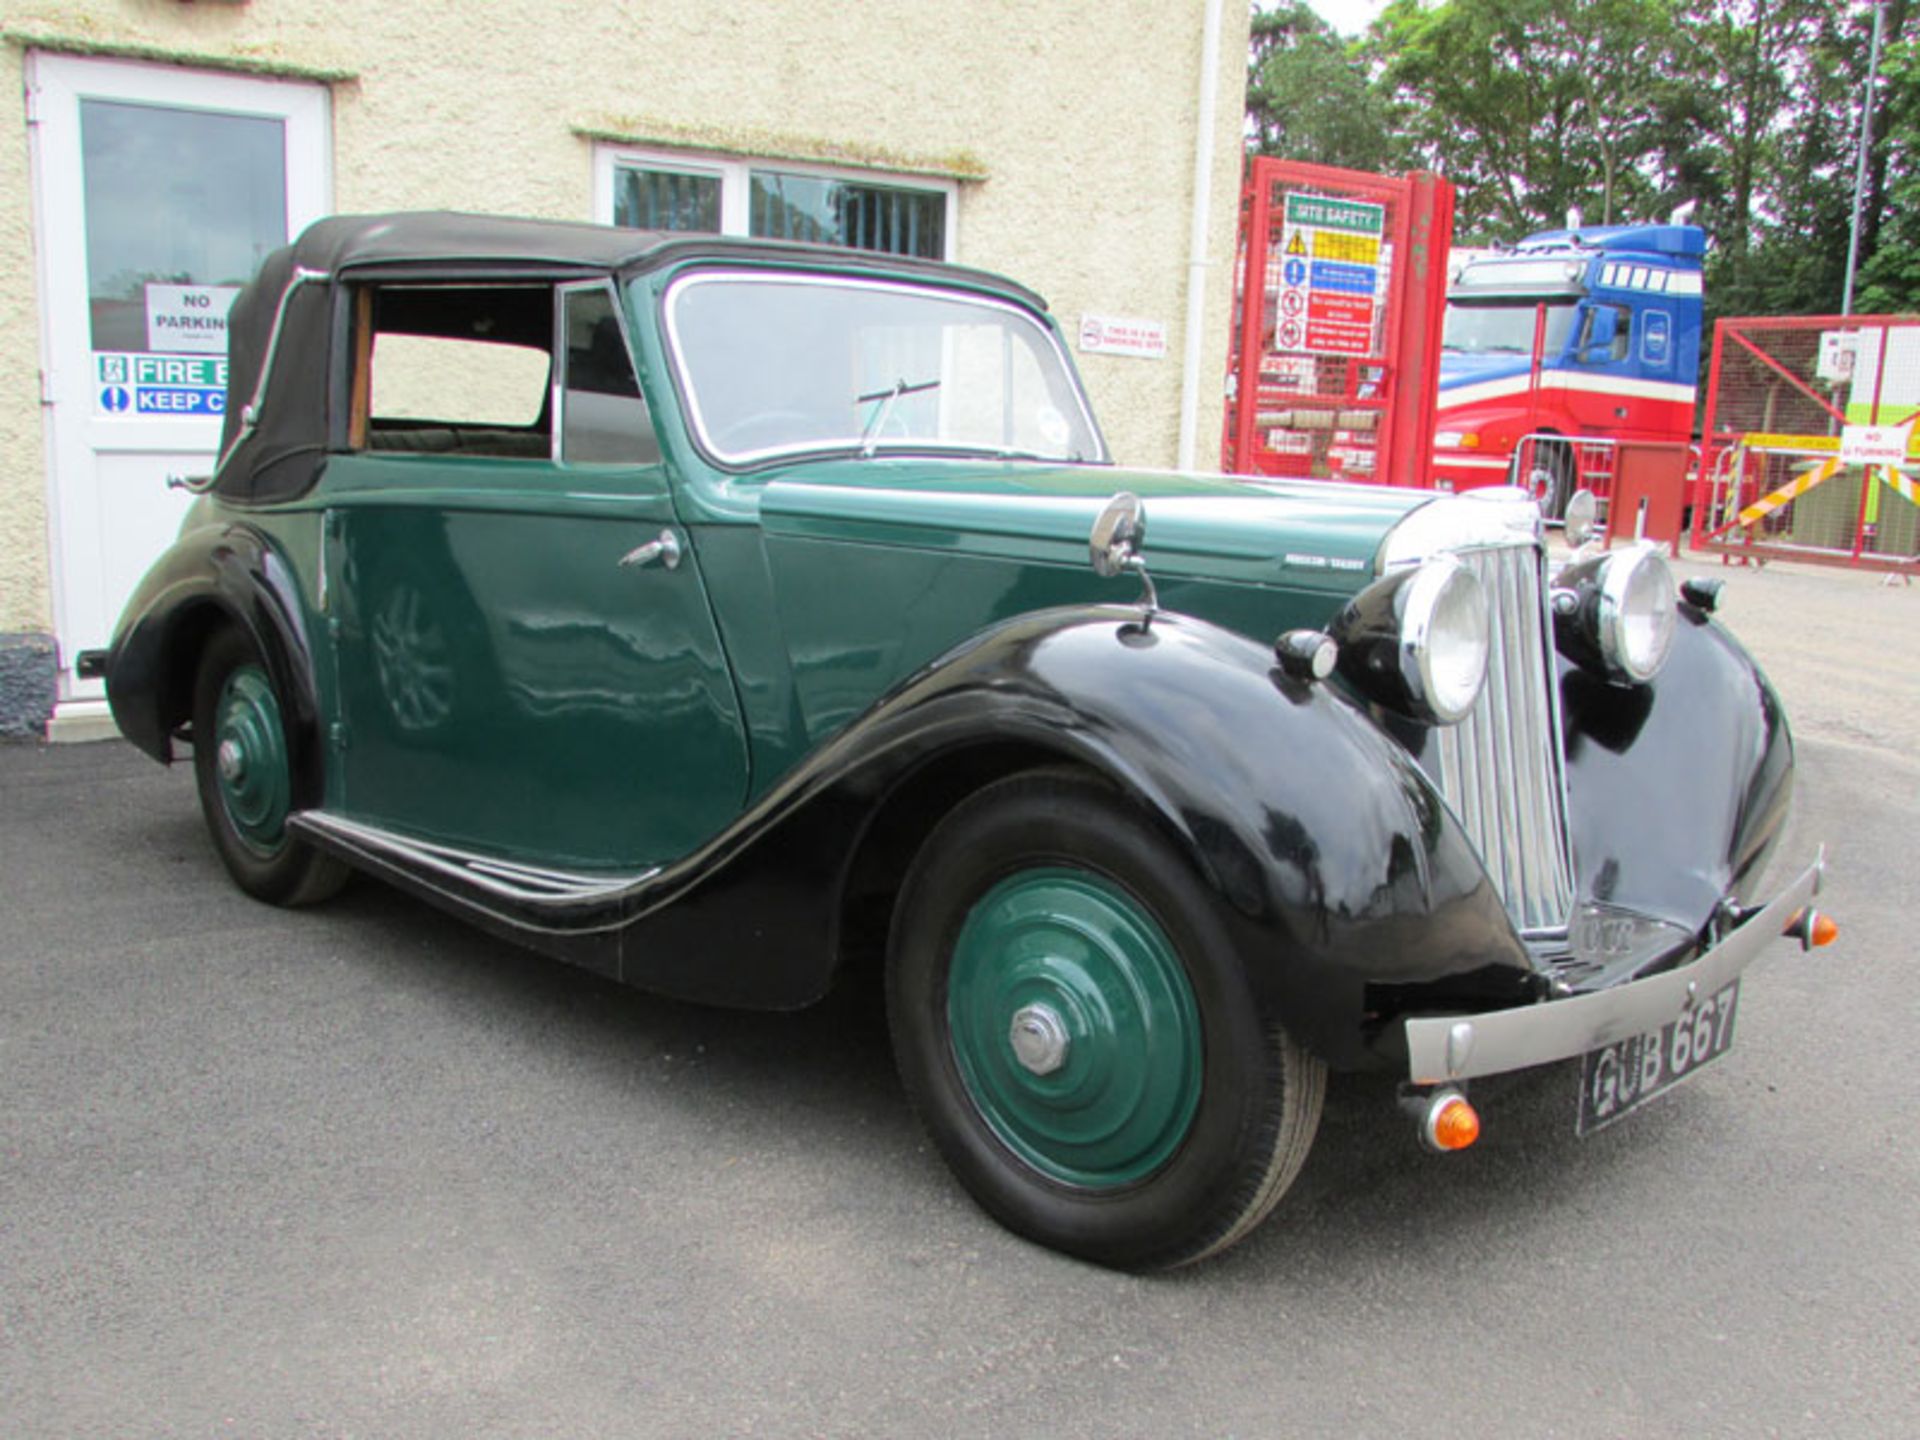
<box><xmin>1223</xmin><ymin>158</ymin><xmax>1454</xmax><ymax>487</ymax></box>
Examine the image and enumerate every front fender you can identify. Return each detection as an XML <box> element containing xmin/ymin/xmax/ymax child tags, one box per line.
<box><xmin>1560</xmin><ymin>605</ymin><xmax>1794</xmax><ymax>931</ymax></box>
<box><xmin>801</xmin><ymin>605</ymin><xmax>1532</xmax><ymax>1065</ymax></box>
<box><xmin>105</xmin><ymin>517</ymin><xmax>323</xmax><ymax>804</ymax></box>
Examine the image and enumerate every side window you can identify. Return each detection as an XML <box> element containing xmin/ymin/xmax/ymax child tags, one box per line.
<box><xmin>350</xmin><ymin>284</ymin><xmax>553</xmax><ymax>459</ymax></box>
<box><xmin>560</xmin><ymin>285</ymin><xmax>660</xmax><ymax>464</ymax></box>
<box><xmin>613</xmin><ymin>165</ymin><xmax>722</xmax><ymax>233</ymax></box>
<box><xmin>600</xmin><ymin>147</ymin><xmax>956</xmax><ymax>262</ymax></box>
<box><xmin>1578</xmin><ymin>303</ymin><xmax>1632</xmax><ymax>364</ymax></box>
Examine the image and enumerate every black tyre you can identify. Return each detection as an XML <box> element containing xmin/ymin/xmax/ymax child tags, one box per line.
<box><xmin>886</xmin><ymin>771</ymin><xmax>1325</xmax><ymax>1270</ymax></box>
<box><xmin>191</xmin><ymin>626</ymin><xmax>348</xmax><ymax>907</ymax></box>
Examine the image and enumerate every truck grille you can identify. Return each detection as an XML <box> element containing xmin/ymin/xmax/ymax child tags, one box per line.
<box><xmin>1422</xmin><ymin>543</ymin><xmax>1576</xmax><ymax>936</ymax></box>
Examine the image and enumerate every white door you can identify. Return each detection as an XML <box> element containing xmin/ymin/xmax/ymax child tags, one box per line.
<box><xmin>27</xmin><ymin>54</ymin><xmax>330</xmax><ymax>716</ymax></box>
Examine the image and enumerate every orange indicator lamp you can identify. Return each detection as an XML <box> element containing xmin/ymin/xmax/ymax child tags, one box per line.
<box><xmin>1422</xmin><ymin>1090</ymin><xmax>1481</xmax><ymax>1152</ymax></box>
<box><xmin>1785</xmin><ymin>907</ymin><xmax>1840</xmax><ymax>950</ymax></box>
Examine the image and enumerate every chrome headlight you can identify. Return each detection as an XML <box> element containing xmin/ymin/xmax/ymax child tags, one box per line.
<box><xmin>1552</xmin><ymin>546</ymin><xmax>1677</xmax><ymax>685</ymax></box>
<box><xmin>1333</xmin><ymin>556</ymin><xmax>1490</xmax><ymax>724</ymax></box>
<box><xmin>1563</xmin><ymin>488</ymin><xmax>1598</xmax><ymax>546</ymax></box>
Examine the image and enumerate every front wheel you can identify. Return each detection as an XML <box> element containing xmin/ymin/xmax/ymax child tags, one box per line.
<box><xmin>886</xmin><ymin>771</ymin><xmax>1324</xmax><ymax>1270</ymax></box>
<box><xmin>191</xmin><ymin>627</ymin><xmax>348</xmax><ymax>907</ymax></box>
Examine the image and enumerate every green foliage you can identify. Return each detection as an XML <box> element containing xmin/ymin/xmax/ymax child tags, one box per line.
<box><xmin>1247</xmin><ymin>2</ymin><xmax>1409</xmax><ymax>173</ymax></box>
<box><xmin>1856</xmin><ymin>23</ymin><xmax>1920</xmax><ymax>313</ymax></box>
<box><xmin>1246</xmin><ymin>0</ymin><xmax>1916</xmax><ymax>319</ymax></box>
<box><xmin>1370</xmin><ymin>0</ymin><xmax>1682</xmax><ymax>241</ymax></box>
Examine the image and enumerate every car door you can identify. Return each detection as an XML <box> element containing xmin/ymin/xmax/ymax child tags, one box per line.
<box><xmin>1562</xmin><ymin>296</ymin><xmax>1637</xmax><ymax>435</ymax></box>
<box><xmin>326</xmin><ymin>278</ymin><xmax>748</xmax><ymax>870</ymax></box>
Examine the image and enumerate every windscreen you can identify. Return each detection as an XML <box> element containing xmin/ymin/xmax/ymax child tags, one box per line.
<box><xmin>661</xmin><ymin>272</ymin><xmax>1104</xmax><ymax>466</ymax></box>
<box><xmin>1442</xmin><ymin>301</ymin><xmax>1578</xmax><ymax>358</ymax></box>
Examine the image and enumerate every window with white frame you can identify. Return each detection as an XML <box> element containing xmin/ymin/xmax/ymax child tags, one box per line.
<box><xmin>595</xmin><ymin>147</ymin><xmax>955</xmax><ymax>261</ymax></box>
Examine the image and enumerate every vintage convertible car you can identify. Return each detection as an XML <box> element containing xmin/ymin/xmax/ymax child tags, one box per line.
<box><xmin>107</xmin><ymin>213</ymin><xmax>1829</xmax><ymax>1270</ymax></box>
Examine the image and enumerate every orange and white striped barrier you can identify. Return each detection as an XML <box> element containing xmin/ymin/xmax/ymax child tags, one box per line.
<box><xmin>1734</xmin><ymin>456</ymin><xmax>1841</xmax><ymax>527</ymax></box>
<box><xmin>1716</xmin><ymin>414</ymin><xmax>1920</xmax><ymax>537</ymax></box>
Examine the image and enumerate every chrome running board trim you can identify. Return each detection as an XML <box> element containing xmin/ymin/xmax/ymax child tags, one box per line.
<box><xmin>292</xmin><ymin>812</ymin><xmax>655</xmax><ymax>909</ymax></box>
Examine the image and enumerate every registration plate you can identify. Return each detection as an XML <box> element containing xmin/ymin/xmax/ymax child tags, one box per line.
<box><xmin>1577</xmin><ymin>980</ymin><xmax>1741</xmax><ymax>1135</ymax></box>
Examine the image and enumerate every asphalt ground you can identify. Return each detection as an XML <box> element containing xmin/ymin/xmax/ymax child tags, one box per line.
<box><xmin>3</xmin><ymin>554</ymin><xmax>1916</xmax><ymax>1438</ymax></box>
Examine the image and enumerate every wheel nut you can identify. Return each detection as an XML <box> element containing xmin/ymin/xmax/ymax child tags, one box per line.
<box><xmin>1009</xmin><ymin>1004</ymin><xmax>1071</xmax><ymax>1076</ymax></box>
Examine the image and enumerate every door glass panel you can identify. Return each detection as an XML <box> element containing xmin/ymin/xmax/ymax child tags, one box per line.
<box><xmin>562</xmin><ymin>287</ymin><xmax>659</xmax><ymax>464</ymax></box>
<box><xmin>80</xmin><ymin>99</ymin><xmax>287</xmax><ymax>352</ymax></box>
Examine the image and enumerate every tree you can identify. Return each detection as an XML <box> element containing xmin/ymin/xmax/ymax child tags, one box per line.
<box><xmin>1247</xmin><ymin>2</ymin><xmax>1408</xmax><ymax>173</ymax></box>
<box><xmin>1244</xmin><ymin>0</ymin><xmax>1910</xmax><ymax>317</ymax></box>
<box><xmin>1368</xmin><ymin>0</ymin><xmax>1682</xmax><ymax>241</ymax></box>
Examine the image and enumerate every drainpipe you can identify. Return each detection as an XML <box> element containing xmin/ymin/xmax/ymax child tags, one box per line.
<box><xmin>1176</xmin><ymin>0</ymin><xmax>1226</xmax><ymax>473</ymax></box>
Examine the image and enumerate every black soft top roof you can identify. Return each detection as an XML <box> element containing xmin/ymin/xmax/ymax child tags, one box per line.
<box><xmin>287</xmin><ymin>210</ymin><xmax>678</xmax><ymax>275</ymax></box>
<box><xmin>216</xmin><ymin>211</ymin><xmax>1050</xmax><ymax>503</ymax></box>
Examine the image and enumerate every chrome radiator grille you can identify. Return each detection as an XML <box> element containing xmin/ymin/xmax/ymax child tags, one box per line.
<box><xmin>1422</xmin><ymin>543</ymin><xmax>1577</xmax><ymax>936</ymax></box>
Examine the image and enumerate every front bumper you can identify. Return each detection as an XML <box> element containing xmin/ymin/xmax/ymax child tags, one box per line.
<box><xmin>1405</xmin><ymin>852</ymin><xmax>1825</xmax><ymax>1084</ymax></box>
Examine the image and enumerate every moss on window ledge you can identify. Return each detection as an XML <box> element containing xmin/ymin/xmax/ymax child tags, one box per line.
<box><xmin>574</xmin><ymin>116</ymin><xmax>987</xmax><ymax>183</ymax></box>
<box><xmin>3</xmin><ymin>28</ymin><xmax>357</xmax><ymax>85</ymax></box>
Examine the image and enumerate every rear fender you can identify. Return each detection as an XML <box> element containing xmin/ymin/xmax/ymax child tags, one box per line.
<box><xmin>106</xmin><ymin>521</ymin><xmax>324</xmax><ymax>805</ymax></box>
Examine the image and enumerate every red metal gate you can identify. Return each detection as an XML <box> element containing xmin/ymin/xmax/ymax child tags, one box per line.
<box><xmin>1222</xmin><ymin>158</ymin><xmax>1454</xmax><ymax>486</ymax></box>
<box><xmin>1693</xmin><ymin>314</ymin><xmax>1920</xmax><ymax>574</ymax></box>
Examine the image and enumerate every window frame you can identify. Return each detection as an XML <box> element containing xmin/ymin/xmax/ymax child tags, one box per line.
<box><xmin>344</xmin><ymin>279</ymin><xmax>559</xmax><ymax>462</ymax></box>
<box><xmin>1577</xmin><ymin>302</ymin><xmax>1633</xmax><ymax>365</ymax></box>
<box><xmin>553</xmin><ymin>277</ymin><xmax>661</xmax><ymax>467</ymax></box>
<box><xmin>659</xmin><ymin>268</ymin><xmax>1106</xmax><ymax>473</ymax></box>
<box><xmin>592</xmin><ymin>144</ymin><xmax>959</xmax><ymax>262</ymax></box>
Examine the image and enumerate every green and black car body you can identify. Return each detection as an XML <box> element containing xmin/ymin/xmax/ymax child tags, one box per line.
<box><xmin>107</xmin><ymin>214</ymin><xmax>1824</xmax><ymax>1269</ymax></box>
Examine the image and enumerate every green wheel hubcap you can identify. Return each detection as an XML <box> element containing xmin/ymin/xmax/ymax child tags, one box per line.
<box><xmin>213</xmin><ymin>664</ymin><xmax>292</xmax><ymax>856</ymax></box>
<box><xmin>947</xmin><ymin>868</ymin><xmax>1202</xmax><ymax>1188</ymax></box>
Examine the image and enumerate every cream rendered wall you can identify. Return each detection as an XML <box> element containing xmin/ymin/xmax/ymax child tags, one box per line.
<box><xmin>0</xmin><ymin>0</ymin><xmax>1251</xmax><ymax>639</ymax></box>
<box><xmin>0</xmin><ymin>24</ymin><xmax>45</xmax><ymax>638</ymax></box>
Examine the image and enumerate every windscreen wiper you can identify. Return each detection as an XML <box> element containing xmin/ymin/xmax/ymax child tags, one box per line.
<box><xmin>857</xmin><ymin>377</ymin><xmax>941</xmax><ymax>457</ymax></box>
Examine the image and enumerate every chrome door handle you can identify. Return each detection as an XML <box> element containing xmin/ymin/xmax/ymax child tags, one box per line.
<box><xmin>618</xmin><ymin>528</ymin><xmax>682</xmax><ymax>570</ymax></box>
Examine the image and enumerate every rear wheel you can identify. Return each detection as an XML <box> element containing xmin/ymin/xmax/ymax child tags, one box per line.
<box><xmin>886</xmin><ymin>771</ymin><xmax>1324</xmax><ymax>1270</ymax></box>
<box><xmin>191</xmin><ymin>627</ymin><xmax>348</xmax><ymax>906</ymax></box>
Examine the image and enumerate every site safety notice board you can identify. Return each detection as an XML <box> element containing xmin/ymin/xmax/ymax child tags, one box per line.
<box><xmin>1277</xmin><ymin>193</ymin><xmax>1385</xmax><ymax>357</ymax></box>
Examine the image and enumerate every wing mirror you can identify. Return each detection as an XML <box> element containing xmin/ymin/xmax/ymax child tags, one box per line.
<box><xmin>1089</xmin><ymin>491</ymin><xmax>1159</xmax><ymax>624</ymax></box>
<box><xmin>1090</xmin><ymin>491</ymin><xmax>1144</xmax><ymax>576</ymax></box>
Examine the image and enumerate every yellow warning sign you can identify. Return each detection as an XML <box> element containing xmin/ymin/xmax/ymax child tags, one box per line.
<box><xmin>1285</xmin><ymin>230</ymin><xmax>1308</xmax><ymax>257</ymax></box>
<box><xmin>1311</xmin><ymin>231</ymin><xmax>1380</xmax><ymax>265</ymax></box>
